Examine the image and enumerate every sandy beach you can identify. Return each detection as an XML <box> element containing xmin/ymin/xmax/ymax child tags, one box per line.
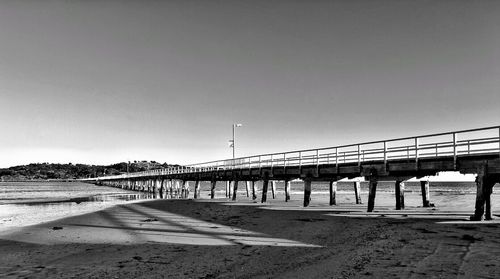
<box><xmin>1</xmin><ymin>190</ymin><xmax>500</xmax><ymax>279</ymax></box>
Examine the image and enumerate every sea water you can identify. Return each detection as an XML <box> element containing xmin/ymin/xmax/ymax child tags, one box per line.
<box><xmin>0</xmin><ymin>181</ymin><xmax>155</xmax><ymax>229</ymax></box>
<box><xmin>0</xmin><ymin>180</ymin><xmax>490</xmax><ymax>229</ymax></box>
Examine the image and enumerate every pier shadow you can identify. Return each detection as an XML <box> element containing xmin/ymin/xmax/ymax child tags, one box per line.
<box><xmin>2</xmin><ymin>198</ymin><xmax>500</xmax><ymax>279</ymax></box>
<box><xmin>1</xmin><ymin>198</ymin><xmax>498</xmax><ymax>248</ymax></box>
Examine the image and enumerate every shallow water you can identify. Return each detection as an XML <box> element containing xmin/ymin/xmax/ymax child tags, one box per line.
<box><xmin>0</xmin><ymin>182</ymin><xmax>158</xmax><ymax>229</ymax></box>
<box><xmin>195</xmin><ymin>180</ymin><xmax>478</xmax><ymax>195</ymax></box>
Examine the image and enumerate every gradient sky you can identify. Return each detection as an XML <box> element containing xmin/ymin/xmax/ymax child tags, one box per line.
<box><xmin>1</xmin><ymin>0</ymin><xmax>499</xmax><ymax>168</ymax></box>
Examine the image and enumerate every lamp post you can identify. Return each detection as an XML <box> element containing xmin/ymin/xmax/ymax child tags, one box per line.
<box><xmin>231</xmin><ymin>123</ymin><xmax>243</xmax><ymax>159</ymax></box>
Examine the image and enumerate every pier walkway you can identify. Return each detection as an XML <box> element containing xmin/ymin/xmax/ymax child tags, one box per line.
<box><xmin>84</xmin><ymin>126</ymin><xmax>500</xmax><ymax>220</ymax></box>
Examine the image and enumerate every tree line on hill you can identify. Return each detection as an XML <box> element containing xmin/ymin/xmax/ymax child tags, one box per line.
<box><xmin>0</xmin><ymin>161</ymin><xmax>180</xmax><ymax>181</ymax></box>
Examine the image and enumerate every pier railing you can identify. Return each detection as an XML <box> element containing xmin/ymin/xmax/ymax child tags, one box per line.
<box><xmin>89</xmin><ymin>125</ymin><xmax>500</xmax><ymax>180</ymax></box>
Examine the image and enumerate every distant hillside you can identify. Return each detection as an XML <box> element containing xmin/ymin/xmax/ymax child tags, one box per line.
<box><xmin>0</xmin><ymin>161</ymin><xmax>180</xmax><ymax>181</ymax></box>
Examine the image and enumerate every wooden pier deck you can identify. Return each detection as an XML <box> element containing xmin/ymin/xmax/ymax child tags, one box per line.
<box><xmin>84</xmin><ymin>126</ymin><xmax>500</xmax><ymax>220</ymax></box>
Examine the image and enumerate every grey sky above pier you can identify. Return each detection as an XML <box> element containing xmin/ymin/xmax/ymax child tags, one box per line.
<box><xmin>1</xmin><ymin>0</ymin><xmax>499</xmax><ymax>167</ymax></box>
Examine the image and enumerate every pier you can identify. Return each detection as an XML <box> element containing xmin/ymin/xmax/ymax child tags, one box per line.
<box><xmin>84</xmin><ymin>126</ymin><xmax>500</xmax><ymax>220</ymax></box>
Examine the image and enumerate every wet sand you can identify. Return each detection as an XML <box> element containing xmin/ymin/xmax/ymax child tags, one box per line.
<box><xmin>1</xmin><ymin>191</ymin><xmax>500</xmax><ymax>278</ymax></box>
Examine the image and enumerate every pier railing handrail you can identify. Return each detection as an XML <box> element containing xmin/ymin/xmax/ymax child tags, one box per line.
<box><xmin>187</xmin><ymin>125</ymin><xmax>500</xmax><ymax>166</ymax></box>
<box><xmin>84</xmin><ymin>125</ymin><xmax>500</xmax><ymax>181</ymax></box>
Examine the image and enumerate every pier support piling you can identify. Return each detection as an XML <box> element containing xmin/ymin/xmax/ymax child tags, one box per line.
<box><xmin>175</xmin><ymin>180</ymin><xmax>180</xmax><ymax>198</ymax></box>
<box><xmin>153</xmin><ymin>179</ymin><xmax>158</xmax><ymax>198</ymax></box>
<box><xmin>159</xmin><ymin>179</ymin><xmax>164</xmax><ymax>199</ymax></box>
<box><xmin>329</xmin><ymin>181</ymin><xmax>337</xmax><ymax>206</ymax></box>
<box><xmin>167</xmin><ymin>180</ymin><xmax>171</xmax><ymax>198</ymax></box>
<box><xmin>251</xmin><ymin>181</ymin><xmax>257</xmax><ymax>200</ymax></box>
<box><xmin>367</xmin><ymin>171</ymin><xmax>378</xmax><ymax>212</ymax></box>
<box><xmin>271</xmin><ymin>181</ymin><xmax>276</xmax><ymax>199</ymax></box>
<box><xmin>232</xmin><ymin>180</ymin><xmax>239</xmax><ymax>201</ymax></box>
<box><xmin>168</xmin><ymin>180</ymin><xmax>173</xmax><ymax>197</ymax></box>
<box><xmin>210</xmin><ymin>180</ymin><xmax>217</xmax><ymax>199</ymax></box>
<box><xmin>303</xmin><ymin>179</ymin><xmax>312</xmax><ymax>207</ymax></box>
<box><xmin>395</xmin><ymin>181</ymin><xmax>405</xmax><ymax>210</ymax></box>
<box><xmin>354</xmin><ymin>180</ymin><xmax>362</xmax><ymax>204</ymax></box>
<box><xmin>182</xmin><ymin>181</ymin><xmax>190</xmax><ymax>198</ymax></box>
<box><xmin>285</xmin><ymin>180</ymin><xmax>291</xmax><ymax>202</ymax></box>
<box><xmin>471</xmin><ymin>168</ymin><xmax>496</xmax><ymax>221</ymax></box>
<box><xmin>194</xmin><ymin>181</ymin><xmax>201</xmax><ymax>199</ymax></box>
<box><xmin>420</xmin><ymin>180</ymin><xmax>430</xmax><ymax>207</ymax></box>
<box><xmin>261</xmin><ymin>179</ymin><xmax>269</xmax><ymax>203</ymax></box>
<box><xmin>245</xmin><ymin>181</ymin><xmax>250</xmax><ymax>197</ymax></box>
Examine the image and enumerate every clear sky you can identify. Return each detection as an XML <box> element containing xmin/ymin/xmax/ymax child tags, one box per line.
<box><xmin>1</xmin><ymin>0</ymin><xmax>499</xmax><ymax>168</ymax></box>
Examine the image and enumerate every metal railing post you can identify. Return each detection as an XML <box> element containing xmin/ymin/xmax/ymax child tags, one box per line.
<box><xmin>383</xmin><ymin>141</ymin><xmax>387</xmax><ymax>164</ymax></box>
<box><xmin>357</xmin><ymin>145</ymin><xmax>361</xmax><ymax>166</ymax></box>
<box><xmin>283</xmin><ymin>153</ymin><xmax>287</xmax><ymax>170</ymax></box>
<box><xmin>415</xmin><ymin>137</ymin><xmax>419</xmax><ymax>158</ymax></box>
<box><xmin>335</xmin><ymin>147</ymin><xmax>338</xmax><ymax>168</ymax></box>
<box><xmin>316</xmin><ymin>149</ymin><xmax>320</xmax><ymax>174</ymax></box>
<box><xmin>453</xmin><ymin>132</ymin><xmax>457</xmax><ymax>169</ymax></box>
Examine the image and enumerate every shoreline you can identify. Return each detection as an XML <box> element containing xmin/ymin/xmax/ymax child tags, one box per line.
<box><xmin>1</xmin><ymin>198</ymin><xmax>500</xmax><ymax>278</ymax></box>
<box><xmin>2</xmin><ymin>189</ymin><xmax>496</xmax><ymax>232</ymax></box>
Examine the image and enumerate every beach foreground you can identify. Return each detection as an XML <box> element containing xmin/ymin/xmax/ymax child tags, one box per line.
<box><xmin>1</xmin><ymin>196</ymin><xmax>500</xmax><ymax>278</ymax></box>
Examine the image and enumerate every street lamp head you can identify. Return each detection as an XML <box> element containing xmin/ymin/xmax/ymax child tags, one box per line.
<box><xmin>235</xmin><ymin>123</ymin><xmax>243</xmax><ymax>127</ymax></box>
